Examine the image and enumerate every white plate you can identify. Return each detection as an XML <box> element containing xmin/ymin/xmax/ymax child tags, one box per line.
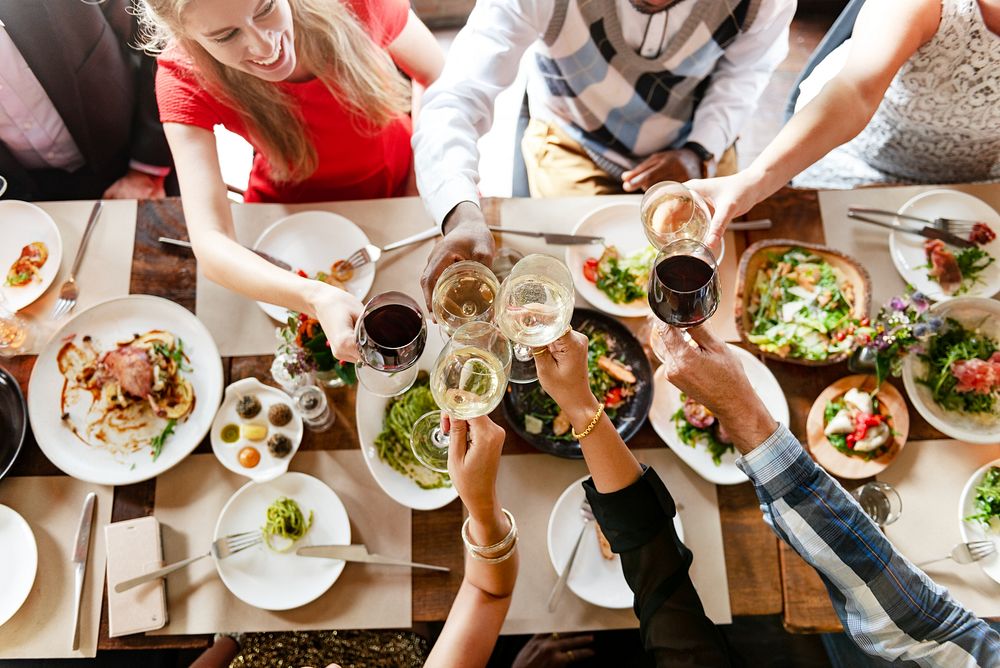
<box><xmin>0</xmin><ymin>505</ymin><xmax>37</xmax><ymax>627</ymax></box>
<box><xmin>547</xmin><ymin>476</ymin><xmax>683</xmax><ymax>609</ymax></box>
<box><xmin>27</xmin><ymin>295</ymin><xmax>224</xmax><ymax>485</ymax></box>
<box><xmin>648</xmin><ymin>345</ymin><xmax>789</xmax><ymax>485</ymax></box>
<box><xmin>958</xmin><ymin>458</ymin><xmax>1000</xmax><ymax>585</ymax></box>
<box><xmin>253</xmin><ymin>211</ymin><xmax>376</xmax><ymax>322</ymax></box>
<box><xmin>902</xmin><ymin>298</ymin><xmax>1000</xmax><ymax>444</ymax></box>
<box><xmin>210</xmin><ymin>378</ymin><xmax>303</xmax><ymax>483</ymax></box>
<box><xmin>0</xmin><ymin>200</ymin><xmax>63</xmax><ymax>311</ymax></box>
<box><xmin>355</xmin><ymin>321</ymin><xmax>457</xmax><ymax>511</ymax></box>
<box><xmin>214</xmin><ymin>472</ymin><xmax>350</xmax><ymax>610</ymax></box>
<box><xmin>890</xmin><ymin>190</ymin><xmax>1000</xmax><ymax>301</ymax></box>
<box><xmin>566</xmin><ymin>203</ymin><xmax>653</xmax><ymax>318</ymax></box>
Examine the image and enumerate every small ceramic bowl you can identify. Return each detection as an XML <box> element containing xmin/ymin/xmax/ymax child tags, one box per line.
<box><xmin>806</xmin><ymin>375</ymin><xmax>909</xmax><ymax>479</ymax></box>
<box><xmin>210</xmin><ymin>377</ymin><xmax>303</xmax><ymax>482</ymax></box>
<box><xmin>735</xmin><ymin>239</ymin><xmax>871</xmax><ymax>366</ymax></box>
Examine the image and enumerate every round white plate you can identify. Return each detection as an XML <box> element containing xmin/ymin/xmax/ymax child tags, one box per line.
<box><xmin>547</xmin><ymin>476</ymin><xmax>683</xmax><ymax>609</ymax></box>
<box><xmin>958</xmin><ymin>458</ymin><xmax>1000</xmax><ymax>585</ymax></box>
<box><xmin>356</xmin><ymin>321</ymin><xmax>457</xmax><ymax>510</ymax></box>
<box><xmin>566</xmin><ymin>203</ymin><xmax>653</xmax><ymax>318</ymax></box>
<box><xmin>27</xmin><ymin>295</ymin><xmax>224</xmax><ymax>484</ymax></box>
<box><xmin>211</xmin><ymin>378</ymin><xmax>303</xmax><ymax>483</ymax></box>
<box><xmin>0</xmin><ymin>505</ymin><xmax>37</xmax><ymax>627</ymax></box>
<box><xmin>253</xmin><ymin>211</ymin><xmax>376</xmax><ymax>322</ymax></box>
<box><xmin>890</xmin><ymin>190</ymin><xmax>1000</xmax><ymax>301</ymax></box>
<box><xmin>902</xmin><ymin>298</ymin><xmax>1000</xmax><ymax>444</ymax></box>
<box><xmin>0</xmin><ymin>201</ymin><xmax>63</xmax><ymax>312</ymax></box>
<box><xmin>214</xmin><ymin>472</ymin><xmax>350</xmax><ymax>610</ymax></box>
<box><xmin>648</xmin><ymin>345</ymin><xmax>789</xmax><ymax>485</ymax></box>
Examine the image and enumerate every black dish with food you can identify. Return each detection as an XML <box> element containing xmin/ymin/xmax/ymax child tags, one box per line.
<box><xmin>502</xmin><ymin>309</ymin><xmax>653</xmax><ymax>458</ymax></box>
<box><xmin>0</xmin><ymin>365</ymin><xmax>27</xmax><ymax>482</ymax></box>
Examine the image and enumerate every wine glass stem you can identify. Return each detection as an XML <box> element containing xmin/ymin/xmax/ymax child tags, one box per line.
<box><xmin>432</xmin><ymin>426</ymin><xmax>450</xmax><ymax>449</ymax></box>
<box><xmin>513</xmin><ymin>342</ymin><xmax>533</xmax><ymax>362</ymax></box>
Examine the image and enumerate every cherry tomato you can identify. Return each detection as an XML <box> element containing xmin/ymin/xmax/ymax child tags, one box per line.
<box><xmin>860</xmin><ymin>317</ymin><xmax>871</xmax><ymax>327</ymax></box>
<box><xmin>583</xmin><ymin>258</ymin><xmax>599</xmax><ymax>283</ymax></box>
<box><xmin>296</xmin><ymin>269</ymin><xmax>308</xmax><ymax>278</ymax></box>
<box><xmin>604</xmin><ymin>387</ymin><xmax>623</xmax><ymax>408</ymax></box>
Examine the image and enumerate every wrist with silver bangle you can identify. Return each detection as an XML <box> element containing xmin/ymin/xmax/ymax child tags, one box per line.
<box><xmin>462</xmin><ymin>508</ymin><xmax>517</xmax><ymax>563</ymax></box>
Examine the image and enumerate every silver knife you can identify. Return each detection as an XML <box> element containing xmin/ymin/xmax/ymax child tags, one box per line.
<box><xmin>157</xmin><ymin>237</ymin><xmax>292</xmax><ymax>270</ymax></box>
<box><xmin>70</xmin><ymin>492</ymin><xmax>96</xmax><ymax>651</ymax></box>
<box><xmin>487</xmin><ymin>226</ymin><xmax>604</xmax><ymax>245</ymax></box>
<box><xmin>846</xmin><ymin>212</ymin><xmax>974</xmax><ymax>248</ymax></box>
<box><xmin>297</xmin><ymin>544</ymin><xmax>450</xmax><ymax>572</ymax></box>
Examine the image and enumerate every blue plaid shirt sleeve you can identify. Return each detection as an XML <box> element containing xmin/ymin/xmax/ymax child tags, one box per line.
<box><xmin>736</xmin><ymin>425</ymin><xmax>1000</xmax><ymax>667</ymax></box>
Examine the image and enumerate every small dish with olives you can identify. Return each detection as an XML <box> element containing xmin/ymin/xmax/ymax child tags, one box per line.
<box><xmin>210</xmin><ymin>377</ymin><xmax>303</xmax><ymax>482</ymax></box>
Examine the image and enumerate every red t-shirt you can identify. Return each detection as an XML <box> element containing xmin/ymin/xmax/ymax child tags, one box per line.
<box><xmin>155</xmin><ymin>0</ymin><xmax>411</xmax><ymax>203</ymax></box>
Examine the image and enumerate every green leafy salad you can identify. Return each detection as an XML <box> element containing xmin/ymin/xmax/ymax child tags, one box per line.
<box><xmin>917</xmin><ymin>318</ymin><xmax>999</xmax><ymax>416</ymax></box>
<box><xmin>374</xmin><ymin>372</ymin><xmax>451</xmax><ymax>490</ymax></box>
<box><xmin>671</xmin><ymin>394</ymin><xmax>733</xmax><ymax>465</ymax></box>
<box><xmin>746</xmin><ymin>248</ymin><xmax>861</xmax><ymax>361</ymax></box>
<box><xmin>583</xmin><ymin>246</ymin><xmax>657</xmax><ymax>304</ymax></box>
<box><xmin>965</xmin><ymin>466</ymin><xmax>1000</xmax><ymax>527</ymax></box>
<box><xmin>518</xmin><ymin>330</ymin><xmax>636</xmax><ymax>439</ymax></box>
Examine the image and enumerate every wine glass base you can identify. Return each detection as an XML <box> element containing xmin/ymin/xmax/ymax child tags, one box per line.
<box><xmin>411</xmin><ymin>410</ymin><xmax>449</xmax><ymax>473</ymax></box>
<box><xmin>506</xmin><ymin>355</ymin><xmax>538</xmax><ymax>384</ymax></box>
<box><xmin>357</xmin><ymin>364</ymin><xmax>419</xmax><ymax>398</ymax></box>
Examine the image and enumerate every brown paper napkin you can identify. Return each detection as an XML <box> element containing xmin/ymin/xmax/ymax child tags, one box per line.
<box><xmin>18</xmin><ymin>200</ymin><xmax>138</xmax><ymax>354</ymax></box>
<box><xmin>195</xmin><ymin>198</ymin><xmax>437</xmax><ymax>356</ymax></box>
<box><xmin>497</xmin><ymin>448</ymin><xmax>731</xmax><ymax>634</ymax></box>
<box><xmin>818</xmin><ymin>184</ymin><xmax>1000</xmax><ymax>310</ymax></box>
<box><xmin>0</xmin><ymin>478</ymin><xmax>113</xmax><ymax>658</ymax></box>
<box><xmin>498</xmin><ymin>197</ymin><xmax>741</xmax><ymax>342</ymax></box>
<box><xmin>150</xmin><ymin>450</ymin><xmax>412</xmax><ymax>634</ymax></box>
<box><xmin>879</xmin><ymin>439</ymin><xmax>1000</xmax><ymax>617</ymax></box>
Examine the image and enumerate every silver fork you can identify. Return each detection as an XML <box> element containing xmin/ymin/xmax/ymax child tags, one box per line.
<box><xmin>915</xmin><ymin>540</ymin><xmax>996</xmax><ymax>568</ymax></box>
<box><xmin>345</xmin><ymin>227</ymin><xmax>441</xmax><ymax>270</ymax></box>
<box><xmin>547</xmin><ymin>499</ymin><xmax>595</xmax><ymax>612</ymax></box>
<box><xmin>929</xmin><ymin>217</ymin><xmax>982</xmax><ymax>236</ymax></box>
<box><xmin>50</xmin><ymin>201</ymin><xmax>103</xmax><ymax>320</ymax></box>
<box><xmin>113</xmin><ymin>530</ymin><xmax>262</xmax><ymax>593</ymax></box>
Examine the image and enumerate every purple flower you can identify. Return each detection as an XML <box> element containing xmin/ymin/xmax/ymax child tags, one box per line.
<box><xmin>910</xmin><ymin>292</ymin><xmax>929</xmax><ymax>313</ymax></box>
<box><xmin>912</xmin><ymin>323</ymin><xmax>931</xmax><ymax>338</ymax></box>
<box><xmin>927</xmin><ymin>316</ymin><xmax>943</xmax><ymax>332</ymax></box>
<box><xmin>889</xmin><ymin>296</ymin><xmax>908</xmax><ymax>311</ymax></box>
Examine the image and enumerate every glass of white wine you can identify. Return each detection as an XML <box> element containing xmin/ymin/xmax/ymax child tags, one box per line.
<box><xmin>494</xmin><ymin>254</ymin><xmax>575</xmax><ymax>384</ymax></box>
<box><xmin>640</xmin><ymin>181</ymin><xmax>712</xmax><ymax>249</ymax></box>
<box><xmin>410</xmin><ymin>321</ymin><xmax>512</xmax><ymax>473</ymax></box>
<box><xmin>431</xmin><ymin>260</ymin><xmax>500</xmax><ymax>339</ymax></box>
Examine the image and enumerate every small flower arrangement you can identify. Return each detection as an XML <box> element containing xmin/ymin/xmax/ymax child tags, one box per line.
<box><xmin>856</xmin><ymin>289</ymin><xmax>942</xmax><ymax>386</ymax></box>
<box><xmin>275</xmin><ymin>313</ymin><xmax>356</xmax><ymax>386</ymax></box>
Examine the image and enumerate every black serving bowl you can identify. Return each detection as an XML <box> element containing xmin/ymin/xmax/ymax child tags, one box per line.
<box><xmin>502</xmin><ymin>308</ymin><xmax>653</xmax><ymax>458</ymax></box>
<box><xmin>0</xmin><ymin>365</ymin><xmax>26</xmax><ymax>481</ymax></box>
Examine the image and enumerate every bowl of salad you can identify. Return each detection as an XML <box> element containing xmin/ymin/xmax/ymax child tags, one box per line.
<box><xmin>806</xmin><ymin>375</ymin><xmax>909</xmax><ymax>479</ymax></box>
<box><xmin>959</xmin><ymin>459</ymin><xmax>1000</xmax><ymax>585</ymax></box>
<box><xmin>502</xmin><ymin>309</ymin><xmax>653</xmax><ymax>458</ymax></box>
<box><xmin>902</xmin><ymin>297</ymin><xmax>1000</xmax><ymax>444</ymax></box>
<box><xmin>736</xmin><ymin>240</ymin><xmax>871</xmax><ymax>365</ymax></box>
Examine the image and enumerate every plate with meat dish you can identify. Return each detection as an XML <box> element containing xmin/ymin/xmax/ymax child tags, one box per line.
<box><xmin>502</xmin><ymin>309</ymin><xmax>652</xmax><ymax>459</ymax></box>
<box><xmin>902</xmin><ymin>297</ymin><xmax>1000</xmax><ymax>444</ymax></box>
<box><xmin>547</xmin><ymin>475</ymin><xmax>683</xmax><ymax>609</ymax></box>
<box><xmin>253</xmin><ymin>211</ymin><xmax>376</xmax><ymax>322</ymax></box>
<box><xmin>648</xmin><ymin>344</ymin><xmax>789</xmax><ymax>485</ymax></box>
<box><xmin>27</xmin><ymin>295</ymin><xmax>223</xmax><ymax>485</ymax></box>
<box><xmin>0</xmin><ymin>201</ymin><xmax>62</xmax><ymax>311</ymax></box>
<box><xmin>890</xmin><ymin>190</ymin><xmax>1000</xmax><ymax>301</ymax></box>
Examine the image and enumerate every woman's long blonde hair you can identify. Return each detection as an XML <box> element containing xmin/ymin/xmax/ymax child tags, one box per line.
<box><xmin>138</xmin><ymin>0</ymin><xmax>411</xmax><ymax>182</ymax></box>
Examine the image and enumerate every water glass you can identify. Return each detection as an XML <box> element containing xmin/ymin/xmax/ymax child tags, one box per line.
<box><xmin>851</xmin><ymin>481</ymin><xmax>902</xmax><ymax>526</ymax></box>
<box><xmin>293</xmin><ymin>385</ymin><xmax>335</xmax><ymax>432</ymax></box>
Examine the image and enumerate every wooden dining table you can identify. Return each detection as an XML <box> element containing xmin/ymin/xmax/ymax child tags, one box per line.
<box><xmin>2</xmin><ymin>187</ymin><xmax>956</xmax><ymax>651</ymax></box>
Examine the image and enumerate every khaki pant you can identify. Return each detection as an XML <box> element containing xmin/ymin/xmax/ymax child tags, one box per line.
<box><xmin>521</xmin><ymin>118</ymin><xmax>738</xmax><ymax>198</ymax></box>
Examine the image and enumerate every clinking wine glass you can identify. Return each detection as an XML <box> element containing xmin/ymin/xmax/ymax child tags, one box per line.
<box><xmin>431</xmin><ymin>260</ymin><xmax>500</xmax><ymax>340</ymax></box>
<box><xmin>355</xmin><ymin>291</ymin><xmax>427</xmax><ymax>397</ymax></box>
<box><xmin>410</xmin><ymin>321</ymin><xmax>512</xmax><ymax>472</ymax></box>
<box><xmin>494</xmin><ymin>254</ymin><xmax>575</xmax><ymax>384</ymax></box>
<box><xmin>640</xmin><ymin>181</ymin><xmax>725</xmax><ymax>261</ymax></box>
<box><xmin>647</xmin><ymin>239</ymin><xmax>720</xmax><ymax>364</ymax></box>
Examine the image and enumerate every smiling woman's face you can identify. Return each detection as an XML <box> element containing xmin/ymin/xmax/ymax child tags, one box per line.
<box><xmin>182</xmin><ymin>0</ymin><xmax>299</xmax><ymax>81</ymax></box>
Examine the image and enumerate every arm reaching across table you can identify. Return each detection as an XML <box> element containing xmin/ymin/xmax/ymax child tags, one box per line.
<box><xmin>655</xmin><ymin>325</ymin><xmax>1000</xmax><ymax>667</ymax></box>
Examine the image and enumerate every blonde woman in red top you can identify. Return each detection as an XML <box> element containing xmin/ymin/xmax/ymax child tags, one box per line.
<box><xmin>138</xmin><ymin>0</ymin><xmax>443</xmax><ymax>360</ymax></box>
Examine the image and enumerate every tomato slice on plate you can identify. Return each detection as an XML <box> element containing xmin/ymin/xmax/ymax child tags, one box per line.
<box><xmin>583</xmin><ymin>258</ymin><xmax>599</xmax><ymax>283</ymax></box>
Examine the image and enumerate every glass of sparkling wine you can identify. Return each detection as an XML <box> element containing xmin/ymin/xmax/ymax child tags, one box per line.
<box><xmin>640</xmin><ymin>181</ymin><xmax>711</xmax><ymax>249</ymax></box>
<box><xmin>494</xmin><ymin>254</ymin><xmax>575</xmax><ymax>383</ymax></box>
<box><xmin>410</xmin><ymin>321</ymin><xmax>512</xmax><ymax>472</ymax></box>
<box><xmin>0</xmin><ymin>294</ymin><xmax>30</xmax><ymax>357</ymax></box>
<box><xmin>355</xmin><ymin>291</ymin><xmax>427</xmax><ymax>397</ymax></box>
<box><xmin>431</xmin><ymin>260</ymin><xmax>500</xmax><ymax>339</ymax></box>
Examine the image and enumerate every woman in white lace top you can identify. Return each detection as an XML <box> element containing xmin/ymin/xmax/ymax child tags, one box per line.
<box><xmin>687</xmin><ymin>0</ymin><xmax>1000</xmax><ymax>245</ymax></box>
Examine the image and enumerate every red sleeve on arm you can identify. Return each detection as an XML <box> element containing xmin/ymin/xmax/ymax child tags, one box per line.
<box><xmin>346</xmin><ymin>0</ymin><xmax>409</xmax><ymax>47</ymax></box>
<box><xmin>154</xmin><ymin>49</ymin><xmax>223</xmax><ymax>131</ymax></box>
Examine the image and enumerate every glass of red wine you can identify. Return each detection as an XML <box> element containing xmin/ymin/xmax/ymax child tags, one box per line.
<box><xmin>647</xmin><ymin>239</ymin><xmax>720</xmax><ymax>329</ymax></box>
<box><xmin>355</xmin><ymin>291</ymin><xmax>427</xmax><ymax>397</ymax></box>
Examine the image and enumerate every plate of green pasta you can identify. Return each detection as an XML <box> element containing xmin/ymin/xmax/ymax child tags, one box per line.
<box><xmin>355</xmin><ymin>321</ymin><xmax>457</xmax><ymax>510</ymax></box>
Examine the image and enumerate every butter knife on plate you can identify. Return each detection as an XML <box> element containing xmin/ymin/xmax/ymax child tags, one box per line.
<box><xmin>297</xmin><ymin>544</ymin><xmax>450</xmax><ymax>572</ymax></box>
<box><xmin>487</xmin><ymin>227</ymin><xmax>605</xmax><ymax>245</ymax></box>
<box><xmin>71</xmin><ymin>492</ymin><xmax>96</xmax><ymax>651</ymax></box>
<box><xmin>846</xmin><ymin>211</ymin><xmax>974</xmax><ymax>248</ymax></box>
